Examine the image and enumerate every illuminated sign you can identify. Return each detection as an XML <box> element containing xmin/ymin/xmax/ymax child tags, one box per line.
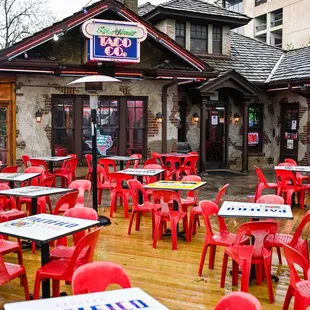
<box><xmin>85</xmin><ymin>130</ymin><xmax>113</xmax><ymax>155</ymax></box>
<box><xmin>248</xmin><ymin>132</ymin><xmax>259</xmax><ymax>145</ymax></box>
<box><xmin>82</xmin><ymin>19</ymin><xmax>147</xmax><ymax>63</ymax></box>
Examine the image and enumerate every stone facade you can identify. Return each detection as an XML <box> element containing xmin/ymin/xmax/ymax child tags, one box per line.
<box><xmin>15</xmin><ymin>75</ymin><xmax>178</xmax><ymax>160</ymax></box>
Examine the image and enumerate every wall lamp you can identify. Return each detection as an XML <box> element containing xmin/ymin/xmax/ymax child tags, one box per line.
<box><xmin>192</xmin><ymin>112</ymin><xmax>200</xmax><ymax>123</ymax></box>
<box><xmin>233</xmin><ymin>113</ymin><xmax>240</xmax><ymax>123</ymax></box>
<box><xmin>35</xmin><ymin>110</ymin><xmax>43</xmax><ymax>123</ymax></box>
<box><xmin>156</xmin><ymin>112</ymin><xmax>163</xmax><ymax>123</ymax></box>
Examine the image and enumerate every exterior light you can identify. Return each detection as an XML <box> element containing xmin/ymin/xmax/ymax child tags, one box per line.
<box><xmin>156</xmin><ymin>112</ymin><xmax>163</xmax><ymax>123</ymax></box>
<box><xmin>233</xmin><ymin>113</ymin><xmax>240</xmax><ymax>123</ymax></box>
<box><xmin>35</xmin><ymin>110</ymin><xmax>43</xmax><ymax>123</ymax></box>
<box><xmin>192</xmin><ymin>112</ymin><xmax>200</xmax><ymax>123</ymax></box>
<box><xmin>53</xmin><ymin>33</ymin><xmax>59</xmax><ymax>41</ymax></box>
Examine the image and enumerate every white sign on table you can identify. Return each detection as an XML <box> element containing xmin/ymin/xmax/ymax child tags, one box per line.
<box><xmin>219</xmin><ymin>201</ymin><xmax>293</xmax><ymax>219</ymax></box>
<box><xmin>274</xmin><ymin>165</ymin><xmax>310</xmax><ymax>172</ymax></box>
<box><xmin>31</xmin><ymin>156</ymin><xmax>72</xmax><ymax>162</ymax></box>
<box><xmin>119</xmin><ymin>168</ymin><xmax>165</xmax><ymax>176</ymax></box>
<box><xmin>0</xmin><ymin>173</ymin><xmax>40</xmax><ymax>182</ymax></box>
<box><xmin>0</xmin><ymin>186</ymin><xmax>72</xmax><ymax>198</ymax></box>
<box><xmin>144</xmin><ymin>180</ymin><xmax>206</xmax><ymax>191</ymax></box>
<box><xmin>4</xmin><ymin>287</ymin><xmax>169</xmax><ymax>310</ymax></box>
<box><xmin>105</xmin><ymin>156</ymin><xmax>141</xmax><ymax>161</ymax></box>
<box><xmin>0</xmin><ymin>213</ymin><xmax>99</xmax><ymax>243</ymax></box>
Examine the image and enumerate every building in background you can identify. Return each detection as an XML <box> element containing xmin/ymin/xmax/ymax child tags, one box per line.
<box><xmin>214</xmin><ymin>0</ymin><xmax>310</xmax><ymax>49</ymax></box>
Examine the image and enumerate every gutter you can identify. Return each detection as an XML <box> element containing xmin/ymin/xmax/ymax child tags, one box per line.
<box><xmin>162</xmin><ymin>76</ymin><xmax>178</xmax><ymax>153</ymax></box>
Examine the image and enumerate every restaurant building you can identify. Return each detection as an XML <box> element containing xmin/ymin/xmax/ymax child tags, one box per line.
<box><xmin>0</xmin><ymin>0</ymin><xmax>309</xmax><ymax>172</ymax></box>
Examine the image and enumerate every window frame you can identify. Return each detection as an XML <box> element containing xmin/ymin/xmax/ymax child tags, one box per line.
<box><xmin>212</xmin><ymin>25</ymin><xmax>222</xmax><ymax>54</ymax></box>
<box><xmin>248</xmin><ymin>104</ymin><xmax>263</xmax><ymax>153</ymax></box>
<box><xmin>190</xmin><ymin>24</ymin><xmax>208</xmax><ymax>53</ymax></box>
<box><xmin>175</xmin><ymin>21</ymin><xmax>186</xmax><ymax>48</ymax></box>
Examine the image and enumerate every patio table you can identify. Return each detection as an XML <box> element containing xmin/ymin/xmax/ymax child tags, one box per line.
<box><xmin>4</xmin><ymin>287</ymin><xmax>168</xmax><ymax>309</ymax></box>
<box><xmin>104</xmin><ymin>155</ymin><xmax>143</xmax><ymax>170</ymax></box>
<box><xmin>0</xmin><ymin>172</ymin><xmax>41</xmax><ymax>188</ymax></box>
<box><xmin>0</xmin><ymin>213</ymin><xmax>98</xmax><ymax>299</ymax></box>
<box><xmin>274</xmin><ymin>165</ymin><xmax>310</xmax><ymax>173</ymax></box>
<box><xmin>30</xmin><ymin>156</ymin><xmax>72</xmax><ymax>173</ymax></box>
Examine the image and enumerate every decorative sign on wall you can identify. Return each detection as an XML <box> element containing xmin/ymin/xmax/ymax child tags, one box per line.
<box><xmin>82</xmin><ymin>19</ymin><xmax>147</xmax><ymax>63</ymax></box>
<box><xmin>248</xmin><ymin>132</ymin><xmax>259</xmax><ymax>145</ymax></box>
<box><xmin>85</xmin><ymin>130</ymin><xmax>113</xmax><ymax>155</ymax></box>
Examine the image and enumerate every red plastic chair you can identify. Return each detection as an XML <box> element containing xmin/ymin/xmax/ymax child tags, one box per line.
<box><xmin>33</xmin><ymin>227</ymin><xmax>102</xmax><ymax>299</ymax></box>
<box><xmin>198</xmin><ymin>200</ymin><xmax>241</xmax><ymax>274</ymax></box>
<box><xmin>268</xmin><ymin>209</ymin><xmax>310</xmax><ymax>265</ymax></box>
<box><xmin>97</xmin><ymin>165</ymin><xmax>111</xmax><ymax>205</ymax></box>
<box><xmin>98</xmin><ymin>158</ymin><xmax>116</xmax><ymax>177</ymax></box>
<box><xmin>254</xmin><ymin>166</ymin><xmax>278</xmax><ymax>202</ymax></box>
<box><xmin>50</xmin><ymin>207</ymin><xmax>98</xmax><ymax>260</ymax></box>
<box><xmin>152</xmin><ymin>190</ymin><xmax>188</xmax><ymax>250</ymax></box>
<box><xmin>0</xmin><ymin>235</ymin><xmax>23</xmax><ymax>265</ymax></box>
<box><xmin>181</xmin><ymin>155</ymin><xmax>199</xmax><ymax>176</ymax></box>
<box><xmin>143</xmin><ymin>158</ymin><xmax>156</xmax><ymax>167</ymax></box>
<box><xmin>294</xmin><ymin>280</ymin><xmax>310</xmax><ymax>310</ymax></box>
<box><xmin>190</xmin><ymin>184</ymin><xmax>229</xmax><ymax>242</ymax></box>
<box><xmin>256</xmin><ymin>194</ymin><xmax>284</xmax><ymax>204</ymax></box>
<box><xmin>125</xmin><ymin>154</ymin><xmax>142</xmax><ymax>169</ymax></box>
<box><xmin>214</xmin><ymin>292</ymin><xmax>262</xmax><ymax>310</ymax></box>
<box><xmin>109</xmin><ymin>173</ymin><xmax>132</xmax><ymax>218</ymax></box>
<box><xmin>68</xmin><ymin>180</ymin><xmax>91</xmax><ymax>208</ymax></box>
<box><xmin>72</xmin><ymin>262</ymin><xmax>131</xmax><ymax>294</ymax></box>
<box><xmin>85</xmin><ymin>154</ymin><xmax>92</xmax><ymax>181</ymax></box>
<box><xmin>220</xmin><ymin>221</ymin><xmax>278</xmax><ymax>303</ymax></box>
<box><xmin>143</xmin><ymin>164</ymin><xmax>164</xmax><ymax>200</ymax></box>
<box><xmin>282</xmin><ymin>243</ymin><xmax>310</xmax><ymax>310</ymax></box>
<box><xmin>275</xmin><ymin>169</ymin><xmax>307</xmax><ymax>209</ymax></box>
<box><xmin>1</xmin><ymin>166</ymin><xmax>18</xmax><ymax>173</ymax></box>
<box><xmin>53</xmin><ymin>191</ymin><xmax>79</xmax><ymax>215</ymax></box>
<box><xmin>0</xmin><ymin>252</ymin><xmax>29</xmax><ymax>300</ymax></box>
<box><xmin>23</xmin><ymin>166</ymin><xmax>45</xmax><ymax>186</ymax></box>
<box><xmin>53</xmin><ymin>154</ymin><xmax>78</xmax><ymax>180</ymax></box>
<box><xmin>29</xmin><ymin>159</ymin><xmax>54</xmax><ymax>180</ymax></box>
<box><xmin>21</xmin><ymin>154</ymin><xmax>31</xmax><ymax>170</ymax></box>
<box><xmin>54</xmin><ymin>158</ymin><xmax>78</xmax><ymax>187</ymax></box>
<box><xmin>283</xmin><ymin>159</ymin><xmax>310</xmax><ymax>184</ymax></box>
<box><xmin>151</xmin><ymin>152</ymin><xmax>165</xmax><ymax>168</ymax></box>
<box><xmin>127</xmin><ymin>179</ymin><xmax>154</xmax><ymax>235</ymax></box>
<box><xmin>165</xmin><ymin>156</ymin><xmax>182</xmax><ymax>180</ymax></box>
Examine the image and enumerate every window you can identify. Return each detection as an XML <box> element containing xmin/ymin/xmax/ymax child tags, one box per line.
<box><xmin>248</xmin><ymin>105</ymin><xmax>263</xmax><ymax>152</ymax></box>
<box><xmin>190</xmin><ymin>24</ymin><xmax>208</xmax><ymax>53</ymax></box>
<box><xmin>226</xmin><ymin>0</ymin><xmax>243</xmax><ymax>13</ymax></box>
<box><xmin>255</xmin><ymin>0</ymin><xmax>267</xmax><ymax>6</ymax></box>
<box><xmin>212</xmin><ymin>26</ymin><xmax>222</xmax><ymax>54</ymax></box>
<box><xmin>175</xmin><ymin>22</ymin><xmax>186</xmax><ymax>47</ymax></box>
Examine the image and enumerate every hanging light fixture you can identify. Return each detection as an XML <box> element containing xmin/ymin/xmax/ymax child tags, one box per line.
<box><xmin>35</xmin><ymin>110</ymin><xmax>43</xmax><ymax>123</ymax></box>
<box><xmin>156</xmin><ymin>112</ymin><xmax>163</xmax><ymax>123</ymax></box>
<box><xmin>192</xmin><ymin>112</ymin><xmax>200</xmax><ymax>123</ymax></box>
<box><xmin>233</xmin><ymin>113</ymin><xmax>240</xmax><ymax>123</ymax></box>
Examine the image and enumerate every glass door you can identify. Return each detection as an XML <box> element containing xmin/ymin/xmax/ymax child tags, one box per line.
<box><xmin>0</xmin><ymin>104</ymin><xmax>9</xmax><ymax>164</ymax></box>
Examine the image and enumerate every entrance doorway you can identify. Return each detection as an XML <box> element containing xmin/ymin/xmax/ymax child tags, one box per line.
<box><xmin>205</xmin><ymin>106</ymin><xmax>227</xmax><ymax>169</ymax></box>
<box><xmin>280</xmin><ymin>103</ymin><xmax>299</xmax><ymax>162</ymax></box>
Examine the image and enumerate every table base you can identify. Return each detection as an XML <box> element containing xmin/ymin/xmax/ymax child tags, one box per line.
<box><xmin>97</xmin><ymin>215</ymin><xmax>111</xmax><ymax>227</ymax></box>
<box><xmin>162</xmin><ymin>228</ymin><xmax>187</xmax><ymax>241</ymax></box>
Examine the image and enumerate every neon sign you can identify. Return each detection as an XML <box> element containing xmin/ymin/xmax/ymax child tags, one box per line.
<box><xmin>82</xmin><ymin>19</ymin><xmax>147</xmax><ymax>63</ymax></box>
<box><xmin>85</xmin><ymin>130</ymin><xmax>113</xmax><ymax>155</ymax></box>
<box><xmin>248</xmin><ymin>132</ymin><xmax>259</xmax><ymax>145</ymax></box>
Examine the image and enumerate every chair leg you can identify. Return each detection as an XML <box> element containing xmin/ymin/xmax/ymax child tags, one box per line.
<box><xmin>232</xmin><ymin>260</ymin><xmax>239</xmax><ymax>286</ymax></box>
<box><xmin>128</xmin><ymin>211</ymin><xmax>135</xmax><ymax>235</ymax></box>
<box><xmin>135</xmin><ymin>212</ymin><xmax>141</xmax><ymax>231</ymax></box>
<box><xmin>188</xmin><ymin>210</ymin><xmax>195</xmax><ymax>242</ymax></box>
<box><xmin>198</xmin><ymin>241</ymin><xmax>209</xmax><ymax>276</ymax></box>
<box><xmin>152</xmin><ymin>214</ymin><xmax>161</xmax><ymax>249</ymax></box>
<box><xmin>220</xmin><ymin>253</ymin><xmax>228</xmax><ymax>288</ymax></box>
<box><xmin>21</xmin><ymin>273</ymin><xmax>30</xmax><ymax>300</ymax></box>
<box><xmin>276</xmin><ymin>247</ymin><xmax>282</xmax><ymax>265</ymax></box>
<box><xmin>240</xmin><ymin>262</ymin><xmax>251</xmax><ymax>292</ymax></box>
<box><xmin>255</xmin><ymin>264</ymin><xmax>263</xmax><ymax>285</ymax></box>
<box><xmin>52</xmin><ymin>280</ymin><xmax>60</xmax><ymax>297</ymax></box>
<box><xmin>170</xmin><ymin>217</ymin><xmax>178</xmax><ymax>250</ymax></box>
<box><xmin>208</xmin><ymin>245</ymin><xmax>216</xmax><ymax>269</ymax></box>
<box><xmin>110</xmin><ymin>194</ymin><xmax>116</xmax><ymax>218</ymax></box>
<box><xmin>123</xmin><ymin>195</ymin><xmax>129</xmax><ymax>219</ymax></box>
<box><xmin>263</xmin><ymin>261</ymin><xmax>274</xmax><ymax>303</ymax></box>
<box><xmin>33</xmin><ymin>274</ymin><xmax>41</xmax><ymax>300</ymax></box>
<box><xmin>283</xmin><ymin>284</ymin><xmax>294</xmax><ymax>310</ymax></box>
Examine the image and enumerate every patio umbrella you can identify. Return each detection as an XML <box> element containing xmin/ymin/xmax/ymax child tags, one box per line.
<box><xmin>68</xmin><ymin>75</ymin><xmax>121</xmax><ymax>226</ymax></box>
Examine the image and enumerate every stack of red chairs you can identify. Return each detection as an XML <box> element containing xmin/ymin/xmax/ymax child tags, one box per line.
<box><xmin>181</xmin><ymin>155</ymin><xmax>199</xmax><ymax>175</ymax></box>
<box><xmin>54</xmin><ymin>158</ymin><xmax>78</xmax><ymax>187</ymax></box>
<box><xmin>97</xmin><ymin>165</ymin><xmax>111</xmax><ymax>205</ymax></box>
<box><xmin>165</xmin><ymin>156</ymin><xmax>182</xmax><ymax>180</ymax></box>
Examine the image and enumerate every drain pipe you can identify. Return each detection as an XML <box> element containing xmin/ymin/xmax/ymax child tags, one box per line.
<box><xmin>162</xmin><ymin>76</ymin><xmax>178</xmax><ymax>153</ymax></box>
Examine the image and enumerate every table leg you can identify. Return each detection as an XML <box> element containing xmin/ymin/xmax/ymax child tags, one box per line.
<box><xmin>138</xmin><ymin>176</ymin><xmax>143</xmax><ymax>204</ymax></box>
<box><xmin>41</xmin><ymin>242</ymin><xmax>50</xmax><ymax>298</ymax></box>
<box><xmin>48</xmin><ymin>162</ymin><xmax>53</xmax><ymax>174</ymax></box>
<box><xmin>120</xmin><ymin>161</ymin><xmax>124</xmax><ymax>171</ymax></box>
<box><xmin>9</xmin><ymin>181</ymin><xmax>14</xmax><ymax>189</ymax></box>
<box><xmin>31</xmin><ymin>197</ymin><xmax>37</xmax><ymax>216</ymax></box>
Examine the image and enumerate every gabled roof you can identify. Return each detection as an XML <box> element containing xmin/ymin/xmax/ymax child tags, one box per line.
<box><xmin>0</xmin><ymin>0</ymin><xmax>210</xmax><ymax>73</ymax></box>
<box><xmin>138</xmin><ymin>2</ymin><xmax>156</xmax><ymax>16</ymax></box>
<box><xmin>200</xmin><ymin>32</ymin><xmax>283</xmax><ymax>83</ymax></box>
<box><xmin>142</xmin><ymin>0</ymin><xmax>250</xmax><ymax>28</ymax></box>
<box><xmin>268</xmin><ymin>46</ymin><xmax>310</xmax><ymax>83</ymax></box>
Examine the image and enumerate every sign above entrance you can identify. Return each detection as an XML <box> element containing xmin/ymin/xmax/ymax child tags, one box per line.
<box><xmin>82</xmin><ymin>19</ymin><xmax>147</xmax><ymax>63</ymax></box>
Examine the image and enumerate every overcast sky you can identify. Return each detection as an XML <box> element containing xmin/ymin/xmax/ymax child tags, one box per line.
<box><xmin>49</xmin><ymin>0</ymin><xmax>165</xmax><ymax>19</ymax></box>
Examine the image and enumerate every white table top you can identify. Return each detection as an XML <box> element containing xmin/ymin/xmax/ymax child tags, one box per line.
<box><xmin>119</xmin><ymin>168</ymin><xmax>165</xmax><ymax>177</ymax></box>
<box><xmin>4</xmin><ymin>287</ymin><xmax>168</xmax><ymax>310</ymax></box>
<box><xmin>274</xmin><ymin>165</ymin><xmax>310</xmax><ymax>172</ymax></box>
<box><xmin>219</xmin><ymin>201</ymin><xmax>293</xmax><ymax>220</ymax></box>
<box><xmin>0</xmin><ymin>213</ymin><xmax>99</xmax><ymax>243</ymax></box>
<box><xmin>30</xmin><ymin>156</ymin><xmax>72</xmax><ymax>162</ymax></box>
<box><xmin>0</xmin><ymin>173</ymin><xmax>40</xmax><ymax>182</ymax></box>
<box><xmin>0</xmin><ymin>186</ymin><xmax>73</xmax><ymax>198</ymax></box>
<box><xmin>104</xmin><ymin>156</ymin><xmax>142</xmax><ymax>162</ymax></box>
<box><xmin>144</xmin><ymin>180</ymin><xmax>206</xmax><ymax>191</ymax></box>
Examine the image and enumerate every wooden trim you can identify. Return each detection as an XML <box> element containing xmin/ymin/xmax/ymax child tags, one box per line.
<box><xmin>11</xmin><ymin>82</ymin><xmax>16</xmax><ymax>165</ymax></box>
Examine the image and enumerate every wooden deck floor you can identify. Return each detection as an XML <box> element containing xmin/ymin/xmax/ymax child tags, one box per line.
<box><xmin>0</xmin><ymin>197</ymin><xmax>307</xmax><ymax>309</ymax></box>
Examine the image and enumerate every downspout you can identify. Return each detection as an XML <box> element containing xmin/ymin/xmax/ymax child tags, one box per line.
<box><xmin>162</xmin><ymin>76</ymin><xmax>178</xmax><ymax>153</ymax></box>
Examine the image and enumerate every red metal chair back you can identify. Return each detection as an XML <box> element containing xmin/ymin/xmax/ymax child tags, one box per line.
<box><xmin>214</xmin><ymin>292</ymin><xmax>262</xmax><ymax>310</ymax></box>
<box><xmin>0</xmin><ymin>183</ymin><xmax>17</xmax><ymax>211</ymax></box>
<box><xmin>64</xmin><ymin>158</ymin><xmax>78</xmax><ymax>173</ymax></box>
<box><xmin>39</xmin><ymin>176</ymin><xmax>55</xmax><ymax>187</ymax></box>
<box><xmin>165</xmin><ymin>156</ymin><xmax>182</xmax><ymax>172</ymax></box>
<box><xmin>98</xmin><ymin>158</ymin><xmax>116</xmax><ymax>176</ymax></box>
<box><xmin>143</xmin><ymin>164</ymin><xmax>163</xmax><ymax>183</ymax></box>
<box><xmin>182</xmin><ymin>155</ymin><xmax>199</xmax><ymax>175</ymax></box>
<box><xmin>69</xmin><ymin>180</ymin><xmax>91</xmax><ymax>207</ymax></box>
<box><xmin>29</xmin><ymin>159</ymin><xmax>49</xmax><ymax>173</ymax></box>
<box><xmin>285</xmin><ymin>158</ymin><xmax>298</xmax><ymax>165</ymax></box>
<box><xmin>254</xmin><ymin>165</ymin><xmax>268</xmax><ymax>187</ymax></box>
<box><xmin>152</xmin><ymin>190</ymin><xmax>182</xmax><ymax>214</ymax></box>
<box><xmin>256</xmin><ymin>194</ymin><xmax>284</xmax><ymax>204</ymax></box>
<box><xmin>97</xmin><ymin>164</ymin><xmax>109</xmax><ymax>185</ymax></box>
<box><xmin>21</xmin><ymin>154</ymin><xmax>31</xmax><ymax>170</ymax></box>
<box><xmin>85</xmin><ymin>154</ymin><xmax>92</xmax><ymax>170</ymax></box>
<box><xmin>24</xmin><ymin>167</ymin><xmax>45</xmax><ymax>185</ymax></box>
<box><xmin>53</xmin><ymin>191</ymin><xmax>79</xmax><ymax>215</ymax></box>
<box><xmin>72</xmin><ymin>262</ymin><xmax>131</xmax><ymax>294</ymax></box>
<box><xmin>151</xmin><ymin>152</ymin><xmax>164</xmax><ymax>167</ymax></box>
<box><xmin>181</xmin><ymin>175</ymin><xmax>201</xmax><ymax>201</ymax></box>
<box><xmin>2</xmin><ymin>166</ymin><xmax>18</xmax><ymax>173</ymax></box>
<box><xmin>214</xmin><ymin>183</ymin><xmax>229</xmax><ymax>206</ymax></box>
<box><xmin>128</xmin><ymin>179</ymin><xmax>150</xmax><ymax>208</ymax></box>
<box><xmin>143</xmin><ymin>158</ymin><xmax>156</xmax><ymax>166</ymax></box>
<box><xmin>125</xmin><ymin>154</ymin><xmax>142</xmax><ymax>169</ymax></box>
<box><xmin>275</xmin><ymin>169</ymin><xmax>300</xmax><ymax>190</ymax></box>
<box><xmin>109</xmin><ymin>172</ymin><xmax>132</xmax><ymax>194</ymax></box>
<box><xmin>282</xmin><ymin>243</ymin><xmax>309</xmax><ymax>290</ymax></box>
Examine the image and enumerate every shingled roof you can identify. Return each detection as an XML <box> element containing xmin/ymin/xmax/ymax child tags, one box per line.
<box><xmin>138</xmin><ymin>2</ymin><xmax>156</xmax><ymax>16</ymax></box>
<box><xmin>268</xmin><ymin>46</ymin><xmax>310</xmax><ymax>83</ymax></box>
<box><xmin>200</xmin><ymin>32</ymin><xmax>283</xmax><ymax>83</ymax></box>
<box><xmin>141</xmin><ymin>0</ymin><xmax>250</xmax><ymax>21</ymax></box>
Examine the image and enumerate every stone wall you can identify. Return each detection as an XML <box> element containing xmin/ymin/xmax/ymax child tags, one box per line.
<box><xmin>15</xmin><ymin>75</ymin><xmax>178</xmax><ymax>161</ymax></box>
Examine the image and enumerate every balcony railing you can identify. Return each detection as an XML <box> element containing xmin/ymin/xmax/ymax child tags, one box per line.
<box><xmin>256</xmin><ymin>23</ymin><xmax>267</xmax><ymax>32</ymax></box>
<box><xmin>255</xmin><ymin>0</ymin><xmax>267</xmax><ymax>6</ymax></box>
